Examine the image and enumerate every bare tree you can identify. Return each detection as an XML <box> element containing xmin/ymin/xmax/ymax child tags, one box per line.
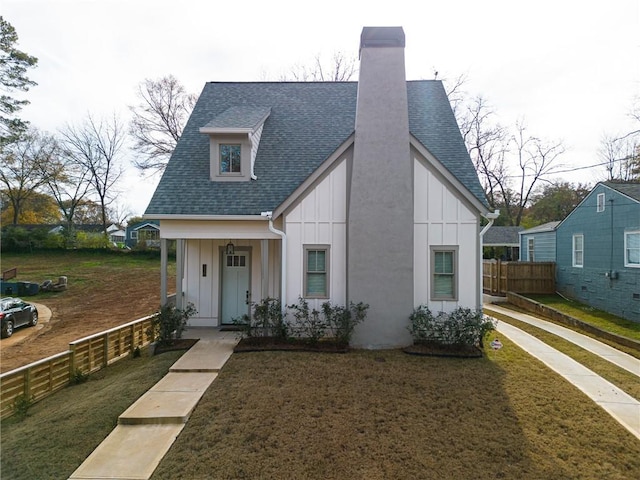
<box><xmin>458</xmin><ymin>95</ymin><xmax>509</xmax><ymax>214</ymax></box>
<box><xmin>511</xmin><ymin>121</ymin><xmax>565</xmax><ymax>226</ymax></box>
<box><xmin>282</xmin><ymin>51</ymin><xmax>358</xmax><ymax>82</ymax></box>
<box><xmin>44</xmin><ymin>146</ymin><xmax>92</xmax><ymax>245</ymax></box>
<box><xmin>128</xmin><ymin>75</ymin><xmax>197</xmax><ymax>174</ymax></box>
<box><xmin>455</xmin><ymin>91</ymin><xmax>565</xmax><ymax>225</ymax></box>
<box><xmin>0</xmin><ymin>129</ymin><xmax>59</xmax><ymax>224</ymax></box>
<box><xmin>59</xmin><ymin>114</ymin><xmax>125</xmax><ymax>234</ymax></box>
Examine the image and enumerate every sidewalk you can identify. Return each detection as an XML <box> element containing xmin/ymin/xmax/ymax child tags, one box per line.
<box><xmin>485</xmin><ymin>304</ymin><xmax>640</xmax><ymax>441</ymax></box>
<box><xmin>68</xmin><ymin>328</ymin><xmax>239</xmax><ymax>480</ymax></box>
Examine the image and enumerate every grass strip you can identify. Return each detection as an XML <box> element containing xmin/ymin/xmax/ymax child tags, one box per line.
<box><xmin>0</xmin><ymin>350</ymin><xmax>184</xmax><ymax>480</ymax></box>
<box><xmin>489</xmin><ymin>310</ymin><xmax>640</xmax><ymax>401</ymax></box>
<box><xmin>526</xmin><ymin>294</ymin><xmax>640</xmax><ymax>342</ymax></box>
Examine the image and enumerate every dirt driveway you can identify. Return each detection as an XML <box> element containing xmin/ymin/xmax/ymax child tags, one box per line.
<box><xmin>0</xmin><ymin>253</ymin><xmax>173</xmax><ymax>373</ymax></box>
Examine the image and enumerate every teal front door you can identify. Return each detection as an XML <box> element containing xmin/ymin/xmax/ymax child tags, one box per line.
<box><xmin>221</xmin><ymin>251</ymin><xmax>250</xmax><ymax>325</ymax></box>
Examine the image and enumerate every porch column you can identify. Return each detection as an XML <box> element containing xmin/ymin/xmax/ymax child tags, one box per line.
<box><xmin>261</xmin><ymin>239</ymin><xmax>269</xmax><ymax>300</ymax></box>
<box><xmin>176</xmin><ymin>239</ymin><xmax>185</xmax><ymax>310</ymax></box>
<box><xmin>160</xmin><ymin>238</ymin><xmax>168</xmax><ymax>306</ymax></box>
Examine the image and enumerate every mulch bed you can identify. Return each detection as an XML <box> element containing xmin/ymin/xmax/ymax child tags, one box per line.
<box><xmin>154</xmin><ymin>338</ymin><xmax>199</xmax><ymax>355</ymax></box>
<box><xmin>402</xmin><ymin>341</ymin><xmax>483</xmax><ymax>358</ymax></box>
<box><xmin>234</xmin><ymin>337</ymin><xmax>483</xmax><ymax>357</ymax></box>
<box><xmin>234</xmin><ymin>337</ymin><xmax>349</xmax><ymax>353</ymax></box>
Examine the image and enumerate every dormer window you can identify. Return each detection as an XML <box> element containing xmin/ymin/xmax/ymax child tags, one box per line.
<box><xmin>220</xmin><ymin>144</ymin><xmax>241</xmax><ymax>174</ymax></box>
<box><xmin>200</xmin><ymin>106</ymin><xmax>271</xmax><ymax>183</ymax></box>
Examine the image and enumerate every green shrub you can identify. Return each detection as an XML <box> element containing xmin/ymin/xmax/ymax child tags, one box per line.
<box><xmin>148</xmin><ymin>303</ymin><xmax>197</xmax><ymax>346</ymax></box>
<box><xmin>322</xmin><ymin>301</ymin><xmax>369</xmax><ymax>345</ymax></box>
<box><xmin>408</xmin><ymin>306</ymin><xmax>496</xmax><ymax>347</ymax></box>
<box><xmin>71</xmin><ymin>368</ymin><xmax>89</xmax><ymax>385</ymax></box>
<box><xmin>235</xmin><ymin>297</ymin><xmax>288</xmax><ymax>340</ymax></box>
<box><xmin>12</xmin><ymin>394</ymin><xmax>34</xmax><ymax>419</ymax></box>
<box><xmin>289</xmin><ymin>297</ymin><xmax>326</xmax><ymax>346</ymax></box>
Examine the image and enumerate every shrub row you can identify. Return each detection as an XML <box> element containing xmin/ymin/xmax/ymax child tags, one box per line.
<box><xmin>235</xmin><ymin>297</ymin><xmax>369</xmax><ymax>347</ymax></box>
<box><xmin>409</xmin><ymin>305</ymin><xmax>496</xmax><ymax>347</ymax></box>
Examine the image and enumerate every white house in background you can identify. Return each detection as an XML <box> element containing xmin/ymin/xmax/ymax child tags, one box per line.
<box><xmin>144</xmin><ymin>27</ymin><xmax>491</xmax><ymax>348</ymax></box>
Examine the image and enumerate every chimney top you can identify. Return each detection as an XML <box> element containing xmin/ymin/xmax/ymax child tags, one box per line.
<box><xmin>359</xmin><ymin>27</ymin><xmax>405</xmax><ymax>51</ymax></box>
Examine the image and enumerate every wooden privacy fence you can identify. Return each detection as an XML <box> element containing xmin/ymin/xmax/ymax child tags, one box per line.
<box><xmin>483</xmin><ymin>260</ymin><xmax>556</xmax><ymax>295</ymax></box>
<box><xmin>0</xmin><ymin>315</ymin><xmax>155</xmax><ymax>419</ymax></box>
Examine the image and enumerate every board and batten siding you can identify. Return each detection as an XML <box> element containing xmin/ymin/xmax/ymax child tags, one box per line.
<box><xmin>183</xmin><ymin>238</ymin><xmax>279</xmax><ymax>327</ymax></box>
<box><xmin>284</xmin><ymin>159</ymin><xmax>348</xmax><ymax>310</ymax></box>
<box><xmin>413</xmin><ymin>157</ymin><xmax>479</xmax><ymax>311</ymax></box>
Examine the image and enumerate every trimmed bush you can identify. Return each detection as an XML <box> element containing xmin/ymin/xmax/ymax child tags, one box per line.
<box><xmin>409</xmin><ymin>305</ymin><xmax>496</xmax><ymax>347</ymax></box>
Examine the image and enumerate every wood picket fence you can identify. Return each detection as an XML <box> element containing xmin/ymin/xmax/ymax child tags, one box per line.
<box><xmin>0</xmin><ymin>315</ymin><xmax>155</xmax><ymax>419</ymax></box>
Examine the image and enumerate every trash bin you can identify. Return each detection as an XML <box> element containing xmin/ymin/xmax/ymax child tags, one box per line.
<box><xmin>17</xmin><ymin>281</ymin><xmax>29</xmax><ymax>296</ymax></box>
<box><xmin>26</xmin><ymin>282</ymin><xmax>39</xmax><ymax>296</ymax></box>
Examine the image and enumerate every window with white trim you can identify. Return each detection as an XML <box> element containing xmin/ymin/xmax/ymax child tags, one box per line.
<box><xmin>528</xmin><ymin>238</ymin><xmax>535</xmax><ymax>262</ymax></box>
<box><xmin>304</xmin><ymin>246</ymin><xmax>329</xmax><ymax>298</ymax></box>
<box><xmin>131</xmin><ymin>231</ymin><xmax>138</xmax><ymax>240</ymax></box>
<box><xmin>572</xmin><ymin>234</ymin><xmax>584</xmax><ymax>267</ymax></box>
<box><xmin>219</xmin><ymin>144</ymin><xmax>241</xmax><ymax>174</ymax></box>
<box><xmin>625</xmin><ymin>231</ymin><xmax>640</xmax><ymax>267</ymax></box>
<box><xmin>431</xmin><ymin>247</ymin><xmax>458</xmax><ymax>300</ymax></box>
<box><xmin>597</xmin><ymin>193</ymin><xmax>605</xmax><ymax>212</ymax></box>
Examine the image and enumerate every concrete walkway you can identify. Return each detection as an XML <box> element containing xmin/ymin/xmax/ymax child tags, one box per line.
<box><xmin>68</xmin><ymin>328</ymin><xmax>239</xmax><ymax>480</ymax></box>
<box><xmin>485</xmin><ymin>304</ymin><xmax>640</xmax><ymax>441</ymax></box>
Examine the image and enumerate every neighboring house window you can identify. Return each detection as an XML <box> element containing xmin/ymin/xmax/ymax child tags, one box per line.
<box><xmin>304</xmin><ymin>246</ymin><xmax>329</xmax><ymax>298</ymax></box>
<box><xmin>625</xmin><ymin>231</ymin><xmax>640</xmax><ymax>267</ymax></box>
<box><xmin>220</xmin><ymin>144</ymin><xmax>241</xmax><ymax>174</ymax></box>
<box><xmin>431</xmin><ymin>247</ymin><xmax>458</xmax><ymax>300</ymax></box>
<box><xmin>572</xmin><ymin>234</ymin><xmax>584</xmax><ymax>267</ymax></box>
<box><xmin>131</xmin><ymin>231</ymin><xmax>138</xmax><ymax>240</ymax></box>
<box><xmin>528</xmin><ymin>238</ymin><xmax>535</xmax><ymax>262</ymax></box>
<box><xmin>597</xmin><ymin>193</ymin><xmax>605</xmax><ymax>212</ymax></box>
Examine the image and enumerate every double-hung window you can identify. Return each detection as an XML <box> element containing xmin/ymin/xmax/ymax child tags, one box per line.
<box><xmin>625</xmin><ymin>231</ymin><xmax>640</xmax><ymax>267</ymax></box>
<box><xmin>572</xmin><ymin>234</ymin><xmax>584</xmax><ymax>267</ymax></box>
<box><xmin>304</xmin><ymin>246</ymin><xmax>329</xmax><ymax>298</ymax></box>
<box><xmin>597</xmin><ymin>193</ymin><xmax>605</xmax><ymax>212</ymax></box>
<box><xmin>527</xmin><ymin>238</ymin><xmax>535</xmax><ymax>262</ymax></box>
<box><xmin>431</xmin><ymin>246</ymin><xmax>458</xmax><ymax>300</ymax></box>
<box><xmin>219</xmin><ymin>144</ymin><xmax>241</xmax><ymax>174</ymax></box>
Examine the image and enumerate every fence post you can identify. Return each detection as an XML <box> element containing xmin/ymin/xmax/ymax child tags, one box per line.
<box><xmin>103</xmin><ymin>332</ymin><xmax>110</xmax><ymax>367</ymax></box>
<box><xmin>69</xmin><ymin>343</ymin><xmax>76</xmax><ymax>379</ymax></box>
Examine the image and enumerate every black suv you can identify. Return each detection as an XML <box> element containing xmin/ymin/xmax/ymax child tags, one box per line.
<box><xmin>0</xmin><ymin>297</ymin><xmax>38</xmax><ymax>338</ymax></box>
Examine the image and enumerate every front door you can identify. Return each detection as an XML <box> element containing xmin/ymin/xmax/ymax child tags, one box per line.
<box><xmin>221</xmin><ymin>251</ymin><xmax>250</xmax><ymax>324</ymax></box>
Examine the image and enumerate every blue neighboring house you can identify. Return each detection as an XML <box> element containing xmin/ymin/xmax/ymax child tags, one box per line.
<box><xmin>125</xmin><ymin>220</ymin><xmax>160</xmax><ymax>249</ymax></box>
<box><xmin>519</xmin><ymin>221</ymin><xmax>560</xmax><ymax>262</ymax></box>
<box><xmin>555</xmin><ymin>181</ymin><xmax>640</xmax><ymax>323</ymax></box>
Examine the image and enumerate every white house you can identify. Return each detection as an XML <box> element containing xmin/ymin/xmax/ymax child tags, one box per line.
<box><xmin>144</xmin><ymin>26</ymin><xmax>491</xmax><ymax>348</ymax></box>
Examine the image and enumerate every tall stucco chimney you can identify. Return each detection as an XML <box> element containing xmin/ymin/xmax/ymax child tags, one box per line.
<box><xmin>348</xmin><ymin>27</ymin><xmax>413</xmax><ymax>348</ymax></box>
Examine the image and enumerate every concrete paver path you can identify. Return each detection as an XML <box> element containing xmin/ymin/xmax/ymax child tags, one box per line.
<box><xmin>485</xmin><ymin>305</ymin><xmax>640</xmax><ymax>441</ymax></box>
<box><xmin>68</xmin><ymin>329</ymin><xmax>239</xmax><ymax>480</ymax></box>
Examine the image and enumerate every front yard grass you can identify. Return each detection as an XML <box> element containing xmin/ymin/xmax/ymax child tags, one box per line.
<box><xmin>151</xmin><ymin>344</ymin><xmax>640</xmax><ymax>480</ymax></box>
<box><xmin>0</xmin><ymin>350</ymin><xmax>184</xmax><ymax>480</ymax></box>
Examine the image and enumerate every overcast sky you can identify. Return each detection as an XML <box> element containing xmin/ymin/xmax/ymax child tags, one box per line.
<box><xmin>4</xmin><ymin>0</ymin><xmax>640</xmax><ymax>218</ymax></box>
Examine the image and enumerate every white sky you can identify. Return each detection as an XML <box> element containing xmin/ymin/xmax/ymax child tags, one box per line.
<box><xmin>4</xmin><ymin>0</ymin><xmax>640</xmax><ymax>218</ymax></box>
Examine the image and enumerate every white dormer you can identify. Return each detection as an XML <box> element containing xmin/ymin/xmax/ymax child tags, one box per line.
<box><xmin>199</xmin><ymin>106</ymin><xmax>271</xmax><ymax>182</ymax></box>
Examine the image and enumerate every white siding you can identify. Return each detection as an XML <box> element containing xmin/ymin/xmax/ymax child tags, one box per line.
<box><xmin>414</xmin><ymin>157</ymin><xmax>479</xmax><ymax>312</ymax></box>
<box><xmin>184</xmin><ymin>238</ymin><xmax>279</xmax><ymax>327</ymax></box>
<box><xmin>284</xmin><ymin>159</ymin><xmax>347</xmax><ymax>310</ymax></box>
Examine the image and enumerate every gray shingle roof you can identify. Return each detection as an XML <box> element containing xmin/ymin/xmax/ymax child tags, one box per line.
<box><xmin>145</xmin><ymin>81</ymin><xmax>486</xmax><ymax>217</ymax></box>
<box><xmin>483</xmin><ymin>226</ymin><xmax>524</xmax><ymax>245</ymax></box>
<box><xmin>603</xmin><ymin>181</ymin><xmax>640</xmax><ymax>202</ymax></box>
